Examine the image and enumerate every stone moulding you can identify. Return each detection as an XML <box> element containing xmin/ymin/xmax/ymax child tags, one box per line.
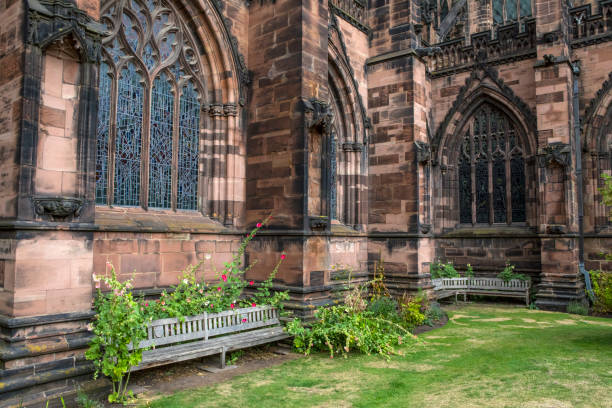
<box><xmin>569</xmin><ymin>0</ymin><xmax>612</xmax><ymax>48</ymax></box>
<box><xmin>26</xmin><ymin>0</ymin><xmax>105</xmax><ymax>63</ymax></box>
<box><xmin>32</xmin><ymin>196</ymin><xmax>83</xmax><ymax>220</ymax></box>
<box><xmin>537</xmin><ymin>143</ymin><xmax>571</xmax><ymax>168</ymax></box>
<box><xmin>329</xmin><ymin>0</ymin><xmax>370</xmax><ymax>34</ymax></box>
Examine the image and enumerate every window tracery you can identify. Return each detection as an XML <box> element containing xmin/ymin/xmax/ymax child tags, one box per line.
<box><xmin>96</xmin><ymin>0</ymin><xmax>204</xmax><ymax>210</ymax></box>
<box><xmin>458</xmin><ymin>104</ymin><xmax>527</xmax><ymax>225</ymax></box>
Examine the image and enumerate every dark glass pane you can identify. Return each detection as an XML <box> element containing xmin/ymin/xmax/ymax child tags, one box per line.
<box><xmin>520</xmin><ymin>0</ymin><xmax>532</xmax><ymax>17</ymax></box>
<box><xmin>330</xmin><ymin>132</ymin><xmax>338</xmax><ymax>220</ymax></box>
<box><xmin>493</xmin><ymin>157</ymin><xmax>507</xmax><ymax>223</ymax></box>
<box><xmin>96</xmin><ymin>63</ymin><xmax>111</xmax><ymax>204</ymax></box>
<box><xmin>148</xmin><ymin>72</ymin><xmax>174</xmax><ymax>209</ymax></box>
<box><xmin>440</xmin><ymin>0</ymin><xmax>449</xmax><ymax>21</ymax></box>
<box><xmin>511</xmin><ymin>155</ymin><xmax>526</xmax><ymax>222</ymax></box>
<box><xmin>476</xmin><ymin>158</ymin><xmax>489</xmax><ymax>223</ymax></box>
<box><xmin>122</xmin><ymin>12</ymin><xmax>139</xmax><ymax>51</ymax></box>
<box><xmin>506</xmin><ymin>0</ymin><xmax>518</xmax><ymax>21</ymax></box>
<box><xmin>177</xmin><ymin>81</ymin><xmax>200</xmax><ymax>210</ymax></box>
<box><xmin>459</xmin><ymin>159</ymin><xmax>472</xmax><ymax>223</ymax></box>
<box><xmin>493</xmin><ymin>0</ymin><xmax>504</xmax><ymax>24</ymax></box>
<box><xmin>114</xmin><ymin>62</ymin><xmax>143</xmax><ymax>206</ymax></box>
<box><xmin>143</xmin><ymin>42</ymin><xmax>157</xmax><ymax>71</ymax></box>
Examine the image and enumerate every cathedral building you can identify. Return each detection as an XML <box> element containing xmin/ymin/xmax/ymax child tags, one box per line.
<box><xmin>0</xmin><ymin>0</ymin><xmax>610</xmax><ymax>403</ymax></box>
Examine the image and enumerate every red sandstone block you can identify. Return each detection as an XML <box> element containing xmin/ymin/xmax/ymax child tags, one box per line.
<box><xmin>120</xmin><ymin>254</ymin><xmax>160</xmax><ymax>274</ymax></box>
<box><xmin>159</xmin><ymin>240</ymin><xmax>183</xmax><ymax>253</ymax></box>
<box><xmin>40</xmin><ymin>106</ymin><xmax>66</xmax><ymax>128</ymax></box>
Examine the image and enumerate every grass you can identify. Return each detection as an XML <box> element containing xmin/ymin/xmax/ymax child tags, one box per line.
<box><xmin>138</xmin><ymin>304</ymin><xmax>612</xmax><ymax>408</ymax></box>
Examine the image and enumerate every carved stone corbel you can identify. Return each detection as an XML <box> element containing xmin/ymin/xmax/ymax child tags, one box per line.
<box><xmin>33</xmin><ymin>196</ymin><xmax>83</xmax><ymax>221</ymax></box>
<box><xmin>303</xmin><ymin>98</ymin><xmax>334</xmax><ymax>134</ymax></box>
<box><xmin>415</xmin><ymin>141</ymin><xmax>431</xmax><ymax>164</ymax></box>
<box><xmin>537</xmin><ymin>142</ymin><xmax>571</xmax><ymax>168</ymax></box>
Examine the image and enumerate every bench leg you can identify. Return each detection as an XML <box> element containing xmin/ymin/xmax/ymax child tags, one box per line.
<box><xmin>464</xmin><ymin>292</ymin><xmax>466</xmax><ymax>302</ymax></box>
<box><xmin>220</xmin><ymin>347</ymin><xmax>226</xmax><ymax>369</ymax></box>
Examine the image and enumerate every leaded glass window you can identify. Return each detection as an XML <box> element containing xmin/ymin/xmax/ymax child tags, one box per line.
<box><xmin>458</xmin><ymin>104</ymin><xmax>526</xmax><ymax>225</ymax></box>
<box><xmin>96</xmin><ymin>0</ymin><xmax>204</xmax><ymax>210</ymax></box>
<box><xmin>492</xmin><ymin>0</ymin><xmax>532</xmax><ymax>25</ymax></box>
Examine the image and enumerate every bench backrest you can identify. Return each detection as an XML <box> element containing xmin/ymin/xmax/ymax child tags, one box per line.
<box><xmin>135</xmin><ymin>305</ymin><xmax>280</xmax><ymax>349</ymax></box>
<box><xmin>432</xmin><ymin>277</ymin><xmax>530</xmax><ymax>292</ymax></box>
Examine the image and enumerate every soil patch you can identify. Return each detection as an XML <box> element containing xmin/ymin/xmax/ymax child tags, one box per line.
<box><xmin>412</xmin><ymin>314</ymin><xmax>449</xmax><ymax>335</ymax></box>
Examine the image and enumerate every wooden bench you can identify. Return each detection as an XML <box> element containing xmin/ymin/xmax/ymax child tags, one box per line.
<box><xmin>432</xmin><ymin>277</ymin><xmax>531</xmax><ymax>306</ymax></box>
<box><xmin>129</xmin><ymin>305</ymin><xmax>289</xmax><ymax>372</ymax></box>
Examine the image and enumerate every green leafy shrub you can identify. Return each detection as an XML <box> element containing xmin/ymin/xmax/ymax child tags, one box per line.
<box><xmin>398</xmin><ymin>291</ymin><xmax>427</xmax><ymax>328</ymax></box>
<box><xmin>424</xmin><ymin>302</ymin><xmax>445</xmax><ymax>326</ymax></box>
<box><xmin>430</xmin><ymin>260</ymin><xmax>460</xmax><ymax>279</ymax></box>
<box><xmin>465</xmin><ymin>263</ymin><xmax>475</xmax><ymax>277</ymax></box>
<box><xmin>286</xmin><ymin>305</ymin><xmax>415</xmax><ymax>359</ymax></box>
<box><xmin>589</xmin><ymin>270</ymin><xmax>612</xmax><ymax>314</ymax></box>
<box><xmin>497</xmin><ymin>262</ymin><xmax>529</xmax><ymax>282</ymax></box>
<box><xmin>367</xmin><ymin>296</ymin><xmax>399</xmax><ymax>320</ymax></box>
<box><xmin>567</xmin><ymin>299</ymin><xmax>590</xmax><ymax>316</ymax></box>
<box><xmin>85</xmin><ymin>268</ymin><xmax>146</xmax><ymax>403</ymax></box>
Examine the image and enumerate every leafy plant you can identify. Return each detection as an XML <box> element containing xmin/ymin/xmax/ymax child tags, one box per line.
<box><xmin>398</xmin><ymin>291</ymin><xmax>426</xmax><ymax>328</ymax></box>
<box><xmin>85</xmin><ymin>267</ymin><xmax>146</xmax><ymax>403</ymax></box>
<box><xmin>497</xmin><ymin>262</ymin><xmax>529</xmax><ymax>282</ymax></box>
<box><xmin>567</xmin><ymin>299</ymin><xmax>590</xmax><ymax>316</ymax></box>
<box><xmin>589</xmin><ymin>270</ymin><xmax>612</xmax><ymax>314</ymax></box>
<box><xmin>424</xmin><ymin>302</ymin><xmax>445</xmax><ymax>326</ymax></box>
<box><xmin>227</xmin><ymin>350</ymin><xmax>245</xmax><ymax>366</ymax></box>
<box><xmin>367</xmin><ymin>296</ymin><xmax>399</xmax><ymax>320</ymax></box>
<box><xmin>465</xmin><ymin>263</ymin><xmax>475</xmax><ymax>277</ymax></box>
<box><xmin>430</xmin><ymin>260</ymin><xmax>459</xmax><ymax>279</ymax></box>
<box><xmin>76</xmin><ymin>390</ymin><xmax>104</xmax><ymax>408</ymax></box>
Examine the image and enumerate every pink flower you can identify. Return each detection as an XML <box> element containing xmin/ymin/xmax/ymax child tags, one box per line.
<box><xmin>249</xmin><ymin>280</ymin><xmax>254</xmax><ymax>286</ymax></box>
<box><xmin>217</xmin><ymin>287</ymin><xmax>222</xmax><ymax>292</ymax></box>
<box><xmin>199</xmin><ymin>289</ymin><xmax>204</xmax><ymax>294</ymax></box>
<box><xmin>161</xmin><ymin>301</ymin><xmax>165</xmax><ymax>306</ymax></box>
<box><xmin>145</xmin><ymin>302</ymin><xmax>149</xmax><ymax>307</ymax></box>
<box><xmin>186</xmin><ymin>298</ymin><xmax>191</xmax><ymax>303</ymax></box>
<box><xmin>242</xmin><ymin>318</ymin><xmax>247</xmax><ymax>323</ymax></box>
<box><xmin>252</xmin><ymin>303</ymin><xmax>256</xmax><ymax>307</ymax></box>
<box><xmin>281</xmin><ymin>254</ymin><xmax>286</xmax><ymax>260</ymax></box>
<box><xmin>210</xmin><ymin>304</ymin><xmax>214</xmax><ymax>308</ymax></box>
<box><xmin>256</xmin><ymin>222</ymin><xmax>262</xmax><ymax>228</ymax></box>
<box><xmin>222</xmin><ymin>274</ymin><xmax>227</xmax><ymax>282</ymax></box>
<box><xmin>162</xmin><ymin>307</ymin><xmax>166</xmax><ymax>311</ymax></box>
<box><xmin>230</xmin><ymin>303</ymin><xmax>235</xmax><ymax>309</ymax></box>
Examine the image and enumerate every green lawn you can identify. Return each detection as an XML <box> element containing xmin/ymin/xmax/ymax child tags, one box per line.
<box><xmin>139</xmin><ymin>304</ymin><xmax>612</xmax><ymax>408</ymax></box>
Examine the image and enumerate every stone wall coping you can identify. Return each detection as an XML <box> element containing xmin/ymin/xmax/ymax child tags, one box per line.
<box><xmin>0</xmin><ymin>310</ymin><xmax>95</xmax><ymax>330</ymax></box>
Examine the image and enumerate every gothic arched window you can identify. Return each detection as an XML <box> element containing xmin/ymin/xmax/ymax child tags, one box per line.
<box><xmin>458</xmin><ymin>104</ymin><xmax>526</xmax><ymax>225</ymax></box>
<box><xmin>96</xmin><ymin>0</ymin><xmax>203</xmax><ymax>210</ymax></box>
<box><xmin>493</xmin><ymin>0</ymin><xmax>532</xmax><ymax>25</ymax></box>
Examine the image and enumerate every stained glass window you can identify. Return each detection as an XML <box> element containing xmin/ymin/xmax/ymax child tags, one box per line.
<box><xmin>96</xmin><ymin>63</ymin><xmax>111</xmax><ymax>204</ymax></box>
<box><xmin>96</xmin><ymin>0</ymin><xmax>205</xmax><ymax>210</ymax></box>
<box><xmin>177</xmin><ymin>81</ymin><xmax>200</xmax><ymax>210</ymax></box>
<box><xmin>114</xmin><ymin>62</ymin><xmax>143</xmax><ymax>206</ymax></box>
<box><xmin>457</xmin><ymin>103</ymin><xmax>527</xmax><ymax>225</ymax></box>
<box><xmin>492</xmin><ymin>0</ymin><xmax>531</xmax><ymax>25</ymax></box>
<box><xmin>148</xmin><ymin>72</ymin><xmax>174</xmax><ymax>209</ymax></box>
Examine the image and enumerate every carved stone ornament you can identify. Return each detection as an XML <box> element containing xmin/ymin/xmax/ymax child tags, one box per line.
<box><xmin>342</xmin><ymin>142</ymin><xmax>363</xmax><ymax>152</ymax></box>
<box><xmin>420</xmin><ymin>223</ymin><xmax>432</xmax><ymax>234</ymax></box>
<box><xmin>538</xmin><ymin>142</ymin><xmax>571</xmax><ymax>168</ymax></box>
<box><xmin>26</xmin><ymin>0</ymin><xmax>105</xmax><ymax>63</ymax></box>
<box><xmin>223</xmin><ymin>103</ymin><xmax>238</xmax><ymax>117</ymax></box>
<box><xmin>208</xmin><ymin>104</ymin><xmax>224</xmax><ymax>117</ymax></box>
<box><xmin>546</xmin><ymin>224</ymin><xmax>567</xmax><ymax>234</ymax></box>
<box><xmin>415</xmin><ymin>141</ymin><xmax>431</xmax><ymax>164</ymax></box>
<box><xmin>309</xmin><ymin>215</ymin><xmax>329</xmax><ymax>231</ymax></box>
<box><xmin>303</xmin><ymin>99</ymin><xmax>335</xmax><ymax>134</ymax></box>
<box><xmin>33</xmin><ymin>196</ymin><xmax>83</xmax><ymax>221</ymax></box>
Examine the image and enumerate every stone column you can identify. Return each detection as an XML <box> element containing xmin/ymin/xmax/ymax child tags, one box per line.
<box><xmin>533</xmin><ymin>0</ymin><xmax>585</xmax><ymax>309</ymax></box>
<box><xmin>366</xmin><ymin>0</ymin><xmax>433</xmax><ymax>297</ymax></box>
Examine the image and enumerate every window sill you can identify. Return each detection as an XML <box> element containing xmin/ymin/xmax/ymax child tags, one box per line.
<box><xmin>94</xmin><ymin>206</ymin><xmax>231</xmax><ymax>234</ymax></box>
<box><xmin>441</xmin><ymin>225</ymin><xmax>537</xmax><ymax>238</ymax></box>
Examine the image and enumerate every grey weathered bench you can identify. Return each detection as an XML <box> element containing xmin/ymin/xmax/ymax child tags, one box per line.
<box><xmin>129</xmin><ymin>305</ymin><xmax>288</xmax><ymax>372</ymax></box>
<box><xmin>432</xmin><ymin>277</ymin><xmax>531</xmax><ymax>306</ymax></box>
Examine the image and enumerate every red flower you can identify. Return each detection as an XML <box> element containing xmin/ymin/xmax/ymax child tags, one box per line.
<box><xmin>256</xmin><ymin>222</ymin><xmax>262</xmax><ymax>228</ymax></box>
<box><xmin>210</xmin><ymin>304</ymin><xmax>214</xmax><ymax>308</ymax></box>
<box><xmin>281</xmin><ymin>254</ymin><xmax>286</xmax><ymax>260</ymax></box>
<box><xmin>242</xmin><ymin>318</ymin><xmax>247</xmax><ymax>323</ymax></box>
<box><xmin>222</xmin><ymin>274</ymin><xmax>227</xmax><ymax>282</ymax></box>
<box><xmin>145</xmin><ymin>302</ymin><xmax>149</xmax><ymax>307</ymax></box>
<box><xmin>230</xmin><ymin>303</ymin><xmax>235</xmax><ymax>309</ymax></box>
<box><xmin>249</xmin><ymin>280</ymin><xmax>254</xmax><ymax>286</ymax></box>
<box><xmin>252</xmin><ymin>303</ymin><xmax>256</xmax><ymax>307</ymax></box>
<box><xmin>217</xmin><ymin>287</ymin><xmax>222</xmax><ymax>292</ymax></box>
